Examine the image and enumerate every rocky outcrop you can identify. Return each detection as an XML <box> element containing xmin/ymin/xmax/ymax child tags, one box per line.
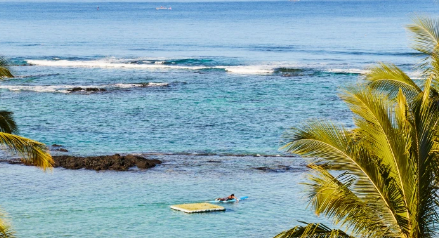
<box><xmin>52</xmin><ymin>154</ymin><xmax>161</xmax><ymax>171</ymax></box>
<box><xmin>67</xmin><ymin>87</ymin><xmax>107</xmax><ymax>93</ymax></box>
<box><xmin>254</xmin><ymin>165</ymin><xmax>305</xmax><ymax>173</ymax></box>
<box><xmin>51</xmin><ymin>144</ymin><xmax>68</xmax><ymax>152</ymax></box>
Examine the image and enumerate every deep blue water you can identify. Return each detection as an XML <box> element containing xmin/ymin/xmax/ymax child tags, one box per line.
<box><xmin>0</xmin><ymin>1</ymin><xmax>437</xmax><ymax>237</ymax></box>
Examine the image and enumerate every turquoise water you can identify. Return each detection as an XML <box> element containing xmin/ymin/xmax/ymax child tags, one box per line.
<box><xmin>0</xmin><ymin>0</ymin><xmax>437</xmax><ymax>237</ymax></box>
<box><xmin>1</xmin><ymin>155</ymin><xmax>322</xmax><ymax>237</ymax></box>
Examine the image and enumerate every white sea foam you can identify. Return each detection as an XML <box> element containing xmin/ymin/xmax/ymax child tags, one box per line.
<box><xmin>113</xmin><ymin>83</ymin><xmax>138</xmax><ymax>88</ymax></box>
<box><xmin>144</xmin><ymin>82</ymin><xmax>168</xmax><ymax>87</ymax></box>
<box><xmin>0</xmin><ymin>83</ymin><xmax>168</xmax><ymax>93</ymax></box>
<box><xmin>407</xmin><ymin>71</ymin><xmax>423</xmax><ymax>79</ymax></box>
<box><xmin>221</xmin><ymin>66</ymin><xmax>274</xmax><ymax>74</ymax></box>
<box><xmin>0</xmin><ymin>85</ymin><xmax>73</xmax><ymax>93</ymax></box>
<box><xmin>325</xmin><ymin>68</ymin><xmax>369</xmax><ymax>74</ymax></box>
<box><xmin>26</xmin><ymin>59</ymin><xmax>201</xmax><ymax>70</ymax></box>
<box><xmin>27</xmin><ymin>59</ymin><xmax>384</xmax><ymax>76</ymax></box>
<box><xmin>113</xmin><ymin>83</ymin><xmax>168</xmax><ymax>88</ymax></box>
<box><xmin>327</xmin><ymin>68</ymin><xmax>424</xmax><ymax>78</ymax></box>
<box><xmin>26</xmin><ymin>59</ymin><xmax>280</xmax><ymax>75</ymax></box>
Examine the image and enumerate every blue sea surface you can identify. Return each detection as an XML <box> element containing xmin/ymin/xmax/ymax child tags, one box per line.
<box><xmin>0</xmin><ymin>0</ymin><xmax>437</xmax><ymax>237</ymax></box>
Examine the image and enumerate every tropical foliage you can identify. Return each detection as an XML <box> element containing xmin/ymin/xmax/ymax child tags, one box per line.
<box><xmin>0</xmin><ymin>57</ymin><xmax>53</xmax><ymax>238</ymax></box>
<box><xmin>275</xmin><ymin>17</ymin><xmax>439</xmax><ymax>238</ymax></box>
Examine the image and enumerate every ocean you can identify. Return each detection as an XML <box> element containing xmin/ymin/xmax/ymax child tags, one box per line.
<box><xmin>0</xmin><ymin>0</ymin><xmax>436</xmax><ymax>237</ymax></box>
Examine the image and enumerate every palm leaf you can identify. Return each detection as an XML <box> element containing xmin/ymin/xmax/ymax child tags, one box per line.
<box><xmin>274</xmin><ymin>222</ymin><xmax>353</xmax><ymax>238</ymax></box>
<box><xmin>0</xmin><ymin>208</ymin><xmax>15</xmax><ymax>238</ymax></box>
<box><xmin>407</xmin><ymin>16</ymin><xmax>439</xmax><ymax>56</ymax></box>
<box><xmin>282</xmin><ymin>121</ymin><xmax>405</xmax><ymax>235</ymax></box>
<box><xmin>305</xmin><ymin>165</ymin><xmax>399</xmax><ymax>237</ymax></box>
<box><xmin>281</xmin><ymin>121</ymin><xmax>354</xmax><ymax>169</ymax></box>
<box><xmin>340</xmin><ymin>87</ymin><xmax>414</xmax><ymax>227</ymax></box>
<box><xmin>0</xmin><ymin>111</ymin><xmax>17</xmax><ymax>134</ymax></box>
<box><xmin>405</xmin><ymin>78</ymin><xmax>439</xmax><ymax>236</ymax></box>
<box><xmin>428</xmin><ymin>52</ymin><xmax>439</xmax><ymax>91</ymax></box>
<box><xmin>0</xmin><ymin>57</ymin><xmax>13</xmax><ymax>78</ymax></box>
<box><xmin>365</xmin><ymin>63</ymin><xmax>421</xmax><ymax>100</ymax></box>
<box><xmin>0</xmin><ymin>132</ymin><xmax>53</xmax><ymax>170</ymax></box>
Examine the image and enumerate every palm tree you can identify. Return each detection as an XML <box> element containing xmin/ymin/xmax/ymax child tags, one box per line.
<box><xmin>0</xmin><ymin>58</ymin><xmax>53</xmax><ymax>238</ymax></box>
<box><xmin>275</xmin><ymin>17</ymin><xmax>439</xmax><ymax>238</ymax></box>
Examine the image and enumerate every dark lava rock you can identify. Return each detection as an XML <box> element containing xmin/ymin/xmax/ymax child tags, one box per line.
<box><xmin>50</xmin><ymin>144</ymin><xmax>68</xmax><ymax>152</ymax></box>
<box><xmin>68</xmin><ymin>87</ymin><xmax>83</xmax><ymax>92</ymax></box>
<box><xmin>67</xmin><ymin>87</ymin><xmax>106</xmax><ymax>93</ymax></box>
<box><xmin>138</xmin><ymin>83</ymin><xmax>169</xmax><ymax>87</ymax></box>
<box><xmin>254</xmin><ymin>165</ymin><xmax>300</xmax><ymax>173</ymax></box>
<box><xmin>85</xmin><ymin>87</ymin><xmax>106</xmax><ymax>92</ymax></box>
<box><xmin>206</xmin><ymin>160</ymin><xmax>221</xmax><ymax>163</ymax></box>
<box><xmin>52</xmin><ymin>154</ymin><xmax>162</xmax><ymax>171</ymax></box>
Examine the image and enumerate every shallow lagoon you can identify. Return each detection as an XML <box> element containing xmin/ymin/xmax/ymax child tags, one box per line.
<box><xmin>0</xmin><ymin>155</ymin><xmax>328</xmax><ymax>237</ymax></box>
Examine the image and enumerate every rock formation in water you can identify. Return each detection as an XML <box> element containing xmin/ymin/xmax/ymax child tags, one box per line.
<box><xmin>52</xmin><ymin>154</ymin><xmax>162</xmax><ymax>171</ymax></box>
<box><xmin>67</xmin><ymin>87</ymin><xmax>107</xmax><ymax>93</ymax></box>
<box><xmin>2</xmin><ymin>154</ymin><xmax>162</xmax><ymax>171</ymax></box>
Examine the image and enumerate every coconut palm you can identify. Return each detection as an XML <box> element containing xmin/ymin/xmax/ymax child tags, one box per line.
<box><xmin>0</xmin><ymin>58</ymin><xmax>53</xmax><ymax>238</ymax></box>
<box><xmin>275</xmin><ymin>17</ymin><xmax>439</xmax><ymax>238</ymax></box>
<box><xmin>277</xmin><ymin>83</ymin><xmax>439</xmax><ymax>237</ymax></box>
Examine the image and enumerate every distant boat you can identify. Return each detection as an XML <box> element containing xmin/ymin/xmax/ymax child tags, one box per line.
<box><xmin>156</xmin><ymin>6</ymin><xmax>171</xmax><ymax>10</ymax></box>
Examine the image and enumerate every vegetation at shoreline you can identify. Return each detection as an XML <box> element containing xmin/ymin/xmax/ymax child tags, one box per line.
<box><xmin>0</xmin><ymin>58</ymin><xmax>53</xmax><ymax>238</ymax></box>
<box><xmin>276</xmin><ymin>17</ymin><xmax>439</xmax><ymax>238</ymax></box>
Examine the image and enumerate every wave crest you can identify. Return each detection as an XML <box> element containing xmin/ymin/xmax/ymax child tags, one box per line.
<box><xmin>0</xmin><ymin>83</ymin><xmax>169</xmax><ymax>94</ymax></box>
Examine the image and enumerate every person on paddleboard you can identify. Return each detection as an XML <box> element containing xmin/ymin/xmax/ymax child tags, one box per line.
<box><xmin>215</xmin><ymin>194</ymin><xmax>238</xmax><ymax>202</ymax></box>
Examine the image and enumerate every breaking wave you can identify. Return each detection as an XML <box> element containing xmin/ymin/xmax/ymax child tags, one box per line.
<box><xmin>20</xmin><ymin>57</ymin><xmax>417</xmax><ymax>77</ymax></box>
<box><xmin>25</xmin><ymin>58</ymin><xmax>278</xmax><ymax>75</ymax></box>
<box><xmin>0</xmin><ymin>82</ymin><xmax>169</xmax><ymax>94</ymax></box>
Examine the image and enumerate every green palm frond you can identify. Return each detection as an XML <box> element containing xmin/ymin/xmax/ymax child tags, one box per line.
<box><xmin>305</xmin><ymin>165</ymin><xmax>398</xmax><ymax>237</ymax></box>
<box><xmin>407</xmin><ymin>16</ymin><xmax>439</xmax><ymax>56</ymax></box>
<box><xmin>405</xmin><ymin>77</ymin><xmax>439</xmax><ymax>236</ymax></box>
<box><xmin>281</xmin><ymin>120</ymin><xmax>406</xmax><ymax>235</ymax></box>
<box><xmin>0</xmin><ymin>111</ymin><xmax>17</xmax><ymax>134</ymax></box>
<box><xmin>365</xmin><ymin>63</ymin><xmax>421</xmax><ymax>100</ymax></box>
<box><xmin>0</xmin><ymin>208</ymin><xmax>15</xmax><ymax>238</ymax></box>
<box><xmin>274</xmin><ymin>222</ymin><xmax>353</xmax><ymax>238</ymax></box>
<box><xmin>340</xmin><ymin>87</ymin><xmax>414</xmax><ymax>218</ymax></box>
<box><xmin>429</xmin><ymin>52</ymin><xmax>439</xmax><ymax>90</ymax></box>
<box><xmin>278</xmin><ymin>83</ymin><xmax>439</xmax><ymax>237</ymax></box>
<box><xmin>0</xmin><ymin>57</ymin><xmax>13</xmax><ymax>78</ymax></box>
<box><xmin>281</xmin><ymin>121</ymin><xmax>354</xmax><ymax>169</ymax></box>
<box><xmin>0</xmin><ymin>132</ymin><xmax>53</xmax><ymax>170</ymax></box>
